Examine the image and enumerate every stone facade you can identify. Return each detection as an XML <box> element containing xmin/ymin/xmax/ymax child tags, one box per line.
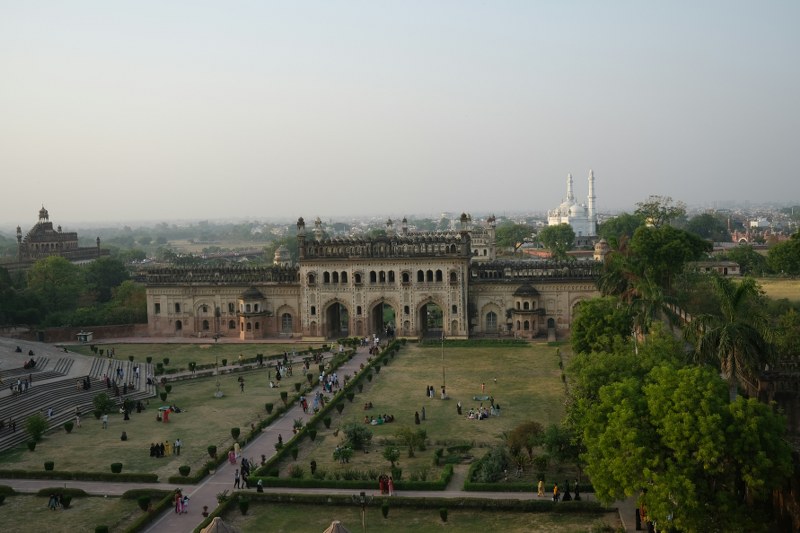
<box><xmin>144</xmin><ymin>216</ymin><xmax>600</xmax><ymax>340</ymax></box>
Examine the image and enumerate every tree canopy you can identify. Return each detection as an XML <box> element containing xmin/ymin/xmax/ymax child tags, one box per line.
<box><xmin>537</xmin><ymin>223</ymin><xmax>575</xmax><ymax>260</ymax></box>
<box><xmin>634</xmin><ymin>195</ymin><xmax>686</xmax><ymax>227</ymax></box>
<box><xmin>767</xmin><ymin>232</ymin><xmax>800</xmax><ymax>275</ymax></box>
<box><xmin>684</xmin><ymin>212</ymin><xmax>730</xmax><ymax>242</ymax></box>
<box><xmin>495</xmin><ymin>222</ymin><xmax>533</xmax><ymax>253</ymax></box>
<box><xmin>597</xmin><ymin>212</ymin><xmax>644</xmax><ymax>246</ymax></box>
<box><xmin>570</xmin><ymin>297</ymin><xmax>632</xmax><ymax>355</ymax></box>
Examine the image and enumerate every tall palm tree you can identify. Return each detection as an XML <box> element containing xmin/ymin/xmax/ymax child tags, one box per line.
<box><xmin>684</xmin><ymin>274</ymin><xmax>773</xmax><ymax>402</ymax></box>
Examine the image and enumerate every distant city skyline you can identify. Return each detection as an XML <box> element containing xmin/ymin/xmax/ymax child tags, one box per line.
<box><xmin>1</xmin><ymin>1</ymin><xmax>798</xmax><ymax>227</ymax></box>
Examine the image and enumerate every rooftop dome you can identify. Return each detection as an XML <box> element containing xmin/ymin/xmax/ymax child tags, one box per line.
<box><xmin>239</xmin><ymin>286</ymin><xmax>265</xmax><ymax>300</ymax></box>
<box><xmin>513</xmin><ymin>283</ymin><xmax>539</xmax><ymax>297</ymax></box>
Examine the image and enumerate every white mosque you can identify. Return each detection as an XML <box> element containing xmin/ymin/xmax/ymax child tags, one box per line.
<box><xmin>547</xmin><ymin>170</ymin><xmax>598</xmax><ymax>238</ymax></box>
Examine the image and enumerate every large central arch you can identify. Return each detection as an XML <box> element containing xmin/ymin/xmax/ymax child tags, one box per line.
<box><xmin>370</xmin><ymin>300</ymin><xmax>396</xmax><ymax>337</ymax></box>
<box><xmin>418</xmin><ymin>299</ymin><xmax>443</xmax><ymax>338</ymax></box>
<box><xmin>325</xmin><ymin>302</ymin><xmax>349</xmax><ymax>339</ymax></box>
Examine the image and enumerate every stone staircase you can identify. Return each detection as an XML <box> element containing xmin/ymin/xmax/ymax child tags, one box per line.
<box><xmin>0</xmin><ymin>356</ymin><xmax>155</xmax><ymax>452</ymax></box>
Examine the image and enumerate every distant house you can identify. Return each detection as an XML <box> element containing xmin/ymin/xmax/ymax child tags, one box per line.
<box><xmin>690</xmin><ymin>260</ymin><xmax>741</xmax><ymax>277</ymax></box>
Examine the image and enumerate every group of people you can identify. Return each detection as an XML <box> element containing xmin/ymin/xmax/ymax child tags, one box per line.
<box><xmin>150</xmin><ymin>438</ymin><xmax>182</xmax><ymax>458</ymax></box>
<box><xmin>234</xmin><ymin>456</ymin><xmax>254</xmax><ymax>488</ymax></box>
<box><xmin>378</xmin><ymin>474</ymin><xmax>395</xmax><ymax>495</ymax></box>
<box><xmin>364</xmin><ymin>414</ymin><xmax>395</xmax><ymax>425</ymax></box>
<box><xmin>174</xmin><ymin>489</ymin><xmax>189</xmax><ymax>514</ymax></box>
<box><xmin>537</xmin><ymin>479</ymin><xmax>580</xmax><ymax>502</ymax></box>
<box><xmin>75</xmin><ymin>376</ymin><xmax>92</xmax><ymax>391</ymax></box>
<box><xmin>9</xmin><ymin>376</ymin><xmax>33</xmax><ymax>395</ymax></box>
<box><xmin>46</xmin><ymin>493</ymin><xmax>67</xmax><ymax>511</ymax></box>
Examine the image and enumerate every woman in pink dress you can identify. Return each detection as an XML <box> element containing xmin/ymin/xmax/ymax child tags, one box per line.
<box><xmin>388</xmin><ymin>476</ymin><xmax>395</xmax><ymax>496</ymax></box>
<box><xmin>228</xmin><ymin>450</ymin><xmax>236</xmax><ymax>464</ymax></box>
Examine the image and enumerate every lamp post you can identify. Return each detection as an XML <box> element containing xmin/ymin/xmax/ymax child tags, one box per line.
<box><xmin>441</xmin><ymin>330</ymin><xmax>446</xmax><ymax>395</ymax></box>
<box><xmin>352</xmin><ymin>490</ymin><xmax>372</xmax><ymax>533</ymax></box>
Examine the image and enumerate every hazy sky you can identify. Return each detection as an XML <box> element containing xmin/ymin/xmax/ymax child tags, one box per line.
<box><xmin>1</xmin><ymin>1</ymin><xmax>798</xmax><ymax>228</ymax></box>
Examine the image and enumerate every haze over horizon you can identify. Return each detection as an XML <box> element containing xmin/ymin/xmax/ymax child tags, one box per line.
<box><xmin>2</xmin><ymin>1</ymin><xmax>798</xmax><ymax>228</ymax></box>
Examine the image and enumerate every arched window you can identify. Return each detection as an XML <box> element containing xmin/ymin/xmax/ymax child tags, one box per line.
<box><xmin>523</xmin><ymin>302</ymin><xmax>530</xmax><ymax>310</ymax></box>
<box><xmin>175</xmin><ymin>320</ymin><xmax>182</xmax><ymax>331</ymax></box>
<box><xmin>356</xmin><ymin>306</ymin><xmax>362</xmax><ymax>315</ymax></box>
<box><xmin>246</xmin><ymin>322</ymin><xmax>252</xmax><ymax>331</ymax></box>
<box><xmin>451</xmin><ymin>305</ymin><xmax>457</xmax><ymax>314</ymax></box>
<box><xmin>388</xmin><ymin>271</ymin><xmax>395</xmax><ymax>282</ymax></box>
<box><xmin>449</xmin><ymin>272</ymin><xmax>457</xmax><ymax>283</ymax></box>
<box><xmin>228</xmin><ymin>303</ymin><xmax>235</xmax><ymax>313</ymax></box>
<box><xmin>379</xmin><ymin>271</ymin><xmax>386</xmax><ymax>283</ymax></box>
<box><xmin>228</xmin><ymin>320</ymin><xmax>236</xmax><ymax>329</ymax></box>
<box><xmin>324</xmin><ymin>272</ymin><xmax>331</xmax><ymax>284</ymax></box>
<box><xmin>341</xmin><ymin>272</ymin><xmax>348</xmax><ymax>283</ymax></box>
<box><xmin>245</xmin><ymin>304</ymin><xmax>251</xmax><ymax>313</ymax></box>
<box><xmin>404</xmin><ymin>305</ymin><xmax>410</xmax><ymax>315</ymax></box>
<box><xmin>281</xmin><ymin>313</ymin><xmax>293</xmax><ymax>333</ymax></box>
<box><xmin>426</xmin><ymin>270</ymin><xmax>433</xmax><ymax>282</ymax></box>
<box><xmin>255</xmin><ymin>322</ymin><xmax>260</xmax><ymax>330</ymax></box>
<box><xmin>402</xmin><ymin>272</ymin><xmax>410</xmax><ymax>283</ymax></box>
<box><xmin>332</xmin><ymin>271</ymin><xmax>339</xmax><ymax>283</ymax></box>
<box><xmin>370</xmin><ymin>271</ymin><xmax>377</xmax><ymax>283</ymax></box>
<box><xmin>202</xmin><ymin>305</ymin><xmax>208</xmax><ymax>313</ymax></box>
<box><xmin>417</xmin><ymin>270</ymin><xmax>424</xmax><ymax>282</ymax></box>
<box><xmin>486</xmin><ymin>311</ymin><xmax>497</xmax><ymax>332</ymax></box>
<box><xmin>523</xmin><ymin>320</ymin><xmax>530</xmax><ymax>331</ymax></box>
<box><xmin>202</xmin><ymin>320</ymin><xmax>210</xmax><ymax>330</ymax></box>
<box><xmin>308</xmin><ymin>273</ymin><xmax>316</xmax><ymax>285</ymax></box>
<box><xmin>254</xmin><ymin>304</ymin><xmax>259</xmax><ymax>312</ymax></box>
<box><xmin>436</xmin><ymin>270</ymin><xmax>443</xmax><ymax>282</ymax></box>
<box><xmin>516</xmin><ymin>302</ymin><xmax>521</xmax><ymax>310</ymax></box>
<box><xmin>310</xmin><ymin>306</ymin><xmax>316</xmax><ymax>316</ymax></box>
<box><xmin>354</xmin><ymin>273</ymin><xmax>362</xmax><ymax>284</ymax></box>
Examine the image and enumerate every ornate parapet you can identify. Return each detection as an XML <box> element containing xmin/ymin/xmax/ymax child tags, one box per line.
<box><xmin>139</xmin><ymin>265</ymin><xmax>300</xmax><ymax>285</ymax></box>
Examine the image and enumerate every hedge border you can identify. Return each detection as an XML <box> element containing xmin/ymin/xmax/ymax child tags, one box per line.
<box><xmin>122</xmin><ymin>489</ymin><xmax>177</xmax><ymax>533</ymax></box>
<box><xmin>253</xmin><ymin>463</ymin><xmax>454</xmax><ymax>491</ymax></box>
<box><xmin>0</xmin><ymin>470</ymin><xmax>158</xmax><ymax>483</ymax></box>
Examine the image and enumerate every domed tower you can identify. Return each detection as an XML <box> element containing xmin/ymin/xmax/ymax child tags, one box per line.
<box><xmin>273</xmin><ymin>244</ymin><xmax>292</xmax><ymax>267</ymax></box>
<box><xmin>296</xmin><ymin>217</ymin><xmax>306</xmax><ymax>260</ymax></box>
<box><xmin>313</xmin><ymin>217</ymin><xmax>324</xmax><ymax>242</ymax></box>
<box><xmin>401</xmin><ymin>217</ymin><xmax>408</xmax><ymax>236</ymax></box>
<box><xmin>593</xmin><ymin>239</ymin><xmax>610</xmax><ymax>262</ymax></box>
<box><xmin>386</xmin><ymin>218</ymin><xmax>395</xmax><ymax>238</ymax></box>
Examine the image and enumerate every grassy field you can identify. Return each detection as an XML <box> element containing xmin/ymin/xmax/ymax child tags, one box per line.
<box><xmin>67</xmin><ymin>343</ymin><xmax>322</xmax><ymax>371</ymax></box>
<box><xmin>278</xmin><ymin>342</ymin><xmax>571</xmax><ymax>484</ymax></box>
<box><xmin>755</xmin><ymin>277</ymin><xmax>800</xmax><ymax>302</ymax></box>
<box><xmin>0</xmin><ymin>493</ymin><xmax>143</xmax><ymax>533</ymax></box>
<box><xmin>0</xmin><ymin>367</ymin><xmax>288</xmax><ymax>481</ymax></box>
<box><xmin>222</xmin><ymin>502</ymin><xmax>621</xmax><ymax>533</ymax></box>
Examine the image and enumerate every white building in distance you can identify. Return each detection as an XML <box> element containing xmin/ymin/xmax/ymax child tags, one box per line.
<box><xmin>547</xmin><ymin>170</ymin><xmax>598</xmax><ymax>238</ymax></box>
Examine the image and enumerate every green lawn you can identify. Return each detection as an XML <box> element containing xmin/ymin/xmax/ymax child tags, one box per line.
<box><xmin>0</xmin><ymin>493</ymin><xmax>143</xmax><ymax>533</ymax></box>
<box><xmin>0</xmin><ymin>367</ymin><xmax>288</xmax><ymax>481</ymax></box>
<box><xmin>278</xmin><ymin>342</ymin><xmax>570</xmax><ymax>484</ymax></box>
<box><xmin>222</xmin><ymin>502</ymin><xmax>620</xmax><ymax>533</ymax></box>
<box><xmin>754</xmin><ymin>277</ymin><xmax>800</xmax><ymax>302</ymax></box>
<box><xmin>67</xmin><ymin>343</ymin><xmax>325</xmax><ymax>371</ymax></box>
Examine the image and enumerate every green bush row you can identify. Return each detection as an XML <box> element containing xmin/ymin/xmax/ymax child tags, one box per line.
<box><xmin>35</xmin><ymin>487</ymin><xmax>88</xmax><ymax>497</ymax></box>
<box><xmin>253</xmin><ymin>464</ymin><xmax>453</xmax><ymax>491</ymax></box>
<box><xmin>0</xmin><ymin>485</ymin><xmax>16</xmax><ymax>496</ymax></box>
<box><xmin>122</xmin><ymin>489</ymin><xmax>178</xmax><ymax>533</ymax></box>
<box><xmin>0</xmin><ymin>470</ymin><xmax>158</xmax><ymax>483</ymax></box>
<box><xmin>418</xmin><ymin>338</ymin><xmax>528</xmax><ymax>348</ymax></box>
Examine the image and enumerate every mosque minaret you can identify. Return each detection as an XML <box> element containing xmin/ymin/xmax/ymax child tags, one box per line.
<box><xmin>547</xmin><ymin>170</ymin><xmax>598</xmax><ymax>237</ymax></box>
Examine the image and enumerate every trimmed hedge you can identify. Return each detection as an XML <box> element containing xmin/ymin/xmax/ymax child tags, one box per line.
<box><xmin>122</xmin><ymin>490</ymin><xmax>178</xmax><ymax>533</ymax></box>
<box><xmin>35</xmin><ymin>487</ymin><xmax>88</xmax><ymax>497</ymax></box>
<box><xmin>0</xmin><ymin>470</ymin><xmax>157</xmax><ymax>483</ymax></box>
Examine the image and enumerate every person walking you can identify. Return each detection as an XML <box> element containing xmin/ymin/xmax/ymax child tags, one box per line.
<box><xmin>102</xmin><ymin>414</ymin><xmax>108</xmax><ymax>429</ymax></box>
<box><xmin>537</xmin><ymin>479</ymin><xmax>544</xmax><ymax>497</ymax></box>
<box><xmin>234</xmin><ymin>468</ymin><xmax>241</xmax><ymax>489</ymax></box>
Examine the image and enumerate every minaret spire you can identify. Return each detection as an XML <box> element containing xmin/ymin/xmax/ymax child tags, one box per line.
<box><xmin>587</xmin><ymin>169</ymin><xmax>597</xmax><ymax>236</ymax></box>
<box><xmin>566</xmin><ymin>173</ymin><xmax>574</xmax><ymax>202</ymax></box>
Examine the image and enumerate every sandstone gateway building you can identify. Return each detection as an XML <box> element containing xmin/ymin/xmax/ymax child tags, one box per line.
<box><xmin>144</xmin><ymin>215</ymin><xmax>601</xmax><ymax>341</ymax></box>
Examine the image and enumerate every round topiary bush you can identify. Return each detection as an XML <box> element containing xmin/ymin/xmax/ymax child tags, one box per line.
<box><xmin>323</xmin><ymin>416</ymin><xmax>332</xmax><ymax>428</ymax></box>
<box><xmin>308</xmin><ymin>429</ymin><xmax>317</xmax><ymax>441</ymax></box>
<box><xmin>159</xmin><ymin>392</ymin><xmax>168</xmax><ymax>402</ymax></box>
<box><xmin>165</xmin><ymin>385</ymin><xmax>173</xmax><ymax>393</ymax></box>
<box><xmin>231</xmin><ymin>427</ymin><xmax>241</xmax><ymax>440</ymax></box>
<box><xmin>265</xmin><ymin>402</ymin><xmax>274</xmax><ymax>414</ymax></box>
<box><xmin>306</xmin><ymin>373</ymin><xmax>313</xmax><ymax>384</ymax></box>
<box><xmin>238</xmin><ymin>497</ymin><xmax>250</xmax><ymax>515</ymax></box>
<box><xmin>146</xmin><ymin>356</ymin><xmax>152</xmax><ymax>364</ymax></box>
<box><xmin>137</xmin><ymin>495</ymin><xmax>151</xmax><ymax>512</ymax></box>
<box><xmin>294</xmin><ymin>382</ymin><xmax>302</xmax><ymax>392</ymax></box>
<box><xmin>336</xmin><ymin>403</ymin><xmax>345</xmax><ymax>414</ymax></box>
<box><xmin>357</xmin><ymin>383</ymin><xmax>364</xmax><ymax>393</ymax></box>
<box><xmin>178</xmin><ymin>465</ymin><xmax>191</xmax><ymax>476</ymax></box>
<box><xmin>110</xmin><ymin>463</ymin><xmax>123</xmax><ymax>474</ymax></box>
<box><xmin>44</xmin><ymin>461</ymin><xmax>54</xmax><ymax>471</ymax></box>
<box><xmin>382</xmin><ymin>501</ymin><xmax>390</xmax><ymax>518</ymax></box>
<box><xmin>61</xmin><ymin>495</ymin><xmax>72</xmax><ymax>509</ymax></box>
<box><xmin>439</xmin><ymin>508</ymin><xmax>448</xmax><ymax>522</ymax></box>
<box><xmin>280</xmin><ymin>391</ymin><xmax>288</xmax><ymax>405</ymax></box>
<box><xmin>375</xmin><ymin>365</ymin><xmax>381</xmax><ymax>374</ymax></box>
<box><xmin>207</xmin><ymin>445</ymin><xmax>217</xmax><ymax>458</ymax></box>
<box><xmin>0</xmin><ymin>495</ymin><xmax>5</xmax><ymax>505</ymax></box>
<box><xmin>367</xmin><ymin>373</ymin><xmax>373</xmax><ymax>382</ymax></box>
<box><xmin>291</xmin><ymin>447</ymin><xmax>299</xmax><ymax>460</ymax></box>
<box><xmin>221</xmin><ymin>358</ymin><xmax>228</xmax><ymax>366</ymax></box>
<box><xmin>95</xmin><ymin>526</ymin><xmax>109</xmax><ymax>533</ymax></box>
<box><xmin>163</xmin><ymin>357</ymin><xmax>170</xmax><ymax>366</ymax></box>
<box><xmin>27</xmin><ymin>441</ymin><xmax>36</xmax><ymax>452</ymax></box>
<box><xmin>64</xmin><ymin>421</ymin><xmax>74</xmax><ymax>433</ymax></box>
<box><xmin>346</xmin><ymin>392</ymin><xmax>355</xmax><ymax>403</ymax></box>
<box><xmin>128</xmin><ymin>355</ymin><xmax>134</xmax><ymax>362</ymax></box>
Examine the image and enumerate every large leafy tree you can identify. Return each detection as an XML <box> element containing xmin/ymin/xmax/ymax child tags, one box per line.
<box><xmin>684</xmin><ymin>275</ymin><xmax>773</xmax><ymax>402</ymax></box>
<box><xmin>537</xmin><ymin>223</ymin><xmax>575</xmax><ymax>260</ymax></box>
<box><xmin>495</xmin><ymin>222</ymin><xmax>533</xmax><ymax>253</ymax></box>
<box><xmin>685</xmin><ymin>212</ymin><xmax>731</xmax><ymax>242</ymax></box>
<box><xmin>718</xmin><ymin>244</ymin><xmax>770</xmax><ymax>276</ymax></box>
<box><xmin>597</xmin><ymin>212</ymin><xmax>644</xmax><ymax>247</ymax></box>
<box><xmin>634</xmin><ymin>195</ymin><xmax>686</xmax><ymax>227</ymax></box>
<box><xmin>26</xmin><ymin>256</ymin><xmax>86</xmax><ymax>313</ymax></box>
<box><xmin>767</xmin><ymin>232</ymin><xmax>800</xmax><ymax>275</ymax></box>
<box><xmin>629</xmin><ymin>225</ymin><xmax>712</xmax><ymax>291</ymax></box>
<box><xmin>85</xmin><ymin>257</ymin><xmax>130</xmax><ymax>303</ymax></box>
<box><xmin>581</xmin><ymin>364</ymin><xmax>792</xmax><ymax>532</ymax></box>
<box><xmin>571</xmin><ymin>297</ymin><xmax>632</xmax><ymax>354</ymax></box>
